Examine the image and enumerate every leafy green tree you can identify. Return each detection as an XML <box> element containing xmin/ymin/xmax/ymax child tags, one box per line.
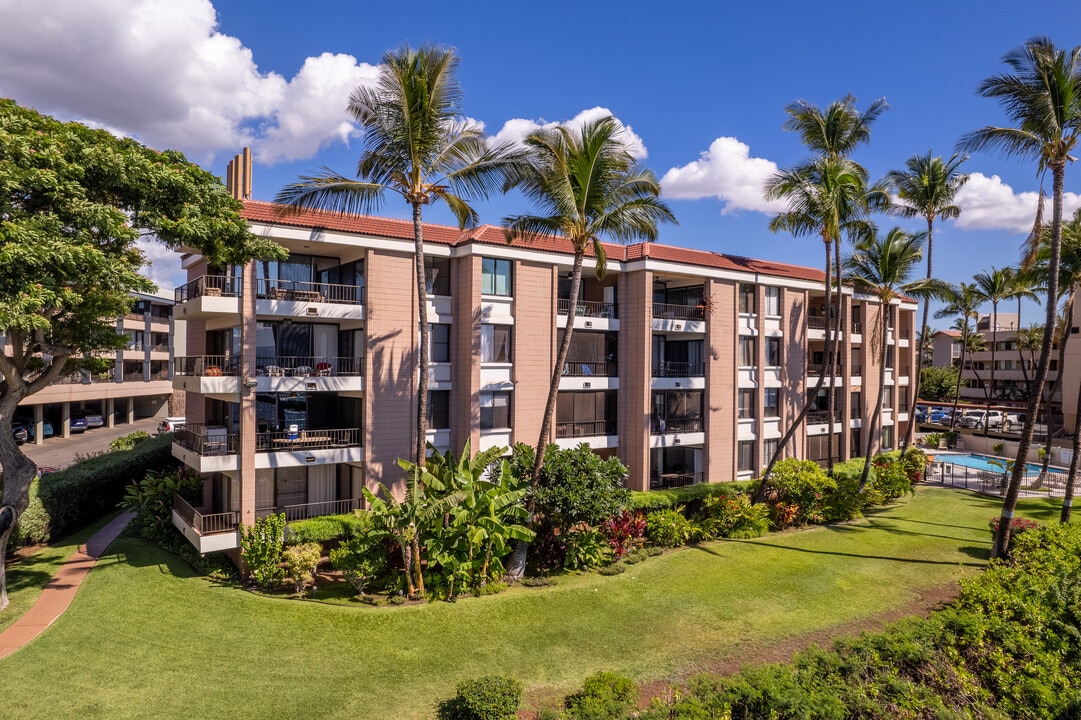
<box><xmin>959</xmin><ymin>37</ymin><xmax>1081</xmax><ymax>557</ymax></box>
<box><xmin>0</xmin><ymin>99</ymin><xmax>282</xmax><ymax>610</ymax></box>
<box><xmin>276</xmin><ymin>45</ymin><xmax>519</xmax><ymax>469</ymax></box>
<box><xmin>885</xmin><ymin>151</ymin><xmax>968</xmax><ymax>451</ymax></box>
<box><xmin>919</xmin><ymin>365</ymin><xmax>963</xmax><ymax>402</ymax></box>
<box><xmin>844</xmin><ymin>228</ymin><xmax>948</xmax><ymax>491</ymax></box>
<box><xmin>500</xmin><ymin>115</ymin><xmax>673</xmax><ymax>578</ymax></box>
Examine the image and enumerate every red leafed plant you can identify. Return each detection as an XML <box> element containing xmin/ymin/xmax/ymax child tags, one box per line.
<box><xmin>601</xmin><ymin>510</ymin><xmax>647</xmax><ymax>558</ymax></box>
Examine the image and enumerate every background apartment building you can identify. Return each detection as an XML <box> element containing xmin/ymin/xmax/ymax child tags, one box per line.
<box><xmin>6</xmin><ymin>291</ymin><xmax>180</xmax><ymax>442</ymax></box>
<box><xmin>170</xmin><ymin>198</ymin><xmax>916</xmax><ymax>553</ymax></box>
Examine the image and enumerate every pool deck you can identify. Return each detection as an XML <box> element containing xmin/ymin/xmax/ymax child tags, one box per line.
<box><xmin>925</xmin><ymin>450</ymin><xmax>1073</xmax><ymax>499</ymax></box>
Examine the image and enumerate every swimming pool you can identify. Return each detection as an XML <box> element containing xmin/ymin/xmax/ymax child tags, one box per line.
<box><xmin>935</xmin><ymin>453</ymin><xmax>1064</xmax><ymax>476</ymax></box>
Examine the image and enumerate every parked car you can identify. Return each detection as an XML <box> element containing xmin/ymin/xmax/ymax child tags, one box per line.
<box><xmin>68</xmin><ymin>415</ymin><xmax>88</xmax><ymax>434</ymax></box>
<box><xmin>157</xmin><ymin>416</ymin><xmax>186</xmax><ymax>434</ymax></box>
<box><xmin>15</xmin><ymin>417</ymin><xmax>54</xmax><ymax>440</ymax></box>
<box><xmin>960</xmin><ymin>410</ymin><xmax>1004</xmax><ymax>430</ymax></box>
<box><xmin>1003</xmin><ymin>412</ymin><xmax>1026</xmax><ymax>433</ymax></box>
<box><xmin>71</xmin><ymin>410</ymin><xmax>105</xmax><ymax>428</ymax></box>
<box><xmin>914</xmin><ymin>406</ymin><xmax>949</xmax><ymax>424</ymax></box>
<box><xmin>11</xmin><ymin>422</ymin><xmax>28</xmax><ymax>445</ymax></box>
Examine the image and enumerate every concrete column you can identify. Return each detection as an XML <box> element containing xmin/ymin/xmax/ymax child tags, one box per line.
<box><xmin>452</xmin><ymin>256</ymin><xmax>481</xmax><ymax>455</ymax></box>
<box><xmin>33</xmin><ymin>404</ymin><xmax>44</xmax><ymax>446</ymax></box>
<box><xmin>617</xmin><ymin>269</ymin><xmax>652</xmax><ymax>491</ymax></box>
<box><xmin>127</xmin><ymin>397</ymin><xmax>135</xmax><ymax>424</ymax></box>
<box><xmin>238</xmin><ymin>262</ymin><xmax>258</xmax><ymax>528</ymax></box>
<box><xmin>106</xmin><ymin>398</ymin><xmax>115</xmax><ymax>428</ymax></box>
<box><xmin>61</xmin><ymin>402</ymin><xmax>71</xmax><ymax>439</ymax></box>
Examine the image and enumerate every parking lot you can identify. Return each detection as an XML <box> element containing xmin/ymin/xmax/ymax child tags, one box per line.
<box><xmin>18</xmin><ymin>417</ymin><xmax>164</xmax><ymax>470</ymax></box>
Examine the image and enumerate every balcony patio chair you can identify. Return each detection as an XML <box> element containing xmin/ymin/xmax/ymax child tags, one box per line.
<box><xmin>293</xmin><ymin>365</ymin><xmax>313</xmax><ymax>376</ymax></box>
<box><xmin>265</xmin><ymin>365</ymin><xmax>284</xmax><ymax>377</ymax></box>
<box><xmin>314</xmin><ymin>362</ymin><xmax>332</xmax><ymax>376</ymax></box>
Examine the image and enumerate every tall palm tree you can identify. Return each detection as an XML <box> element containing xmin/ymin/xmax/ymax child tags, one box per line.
<box><xmin>276</xmin><ymin>45</ymin><xmax>520</xmax><ymax>468</ymax></box>
<box><xmin>972</xmin><ymin>267</ymin><xmax>1026</xmax><ymax>436</ymax></box>
<box><xmin>1015</xmin><ymin>324</ymin><xmax>1044</xmax><ymax>401</ymax></box>
<box><xmin>959</xmin><ymin>37</ymin><xmax>1081</xmax><ymax>557</ymax></box>
<box><xmin>935</xmin><ymin>282</ymin><xmax>982</xmax><ymax>422</ymax></box>
<box><xmin>501</xmin><ymin>115</ymin><xmax>675</xmax><ymax>578</ymax></box>
<box><xmin>884</xmin><ymin>151</ymin><xmax>968</xmax><ymax>452</ymax></box>
<box><xmin>762</xmin><ymin>96</ymin><xmax>886</xmax><ymax>480</ymax></box>
<box><xmin>844</xmin><ymin>228</ymin><xmax>947</xmax><ymax>491</ymax></box>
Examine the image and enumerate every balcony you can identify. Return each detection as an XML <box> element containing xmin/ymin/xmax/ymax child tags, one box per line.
<box><xmin>652</xmin><ymin>361</ymin><xmax>704</xmax><ymax>377</ymax></box>
<box><xmin>650</xmin><ymin>471</ymin><xmax>702</xmax><ymax>489</ymax></box>
<box><xmin>807</xmin><ymin>410</ymin><xmax>843</xmax><ymax>426</ymax></box>
<box><xmin>174</xmin><ymin>423</ymin><xmax>239</xmax><ymax>456</ymax></box>
<box><xmin>172</xmin><ymin>424</ymin><xmax>364</xmax><ymax>473</ymax></box>
<box><xmin>555</xmin><ymin>419</ymin><xmax>616</xmax><ymax>439</ymax></box>
<box><xmin>807</xmin><ymin>363</ymin><xmax>843</xmax><ymax>377</ymax></box>
<box><xmin>557</xmin><ymin>298</ymin><xmax>618</xmax><ymax>319</ymax></box>
<box><xmin>174</xmin><ymin>356</ymin><xmax>365</xmax><ymax>396</ymax></box>
<box><xmin>651</xmin><ymin>417</ymin><xmax>703</xmax><ymax>434</ymax></box>
<box><xmin>561</xmin><ymin>360</ymin><xmax>617</xmax><ymax>377</ymax></box>
<box><xmin>652</xmin><ymin>303</ymin><xmax>705</xmax><ymax>321</ymax></box>
<box><xmin>255</xmin><ymin>428</ymin><xmax>363</xmax><ymax>452</ymax></box>
<box><xmin>257</xmin><ymin>279</ymin><xmax>365</xmax><ymax>305</ymax></box>
<box><xmin>175</xmin><ymin>275</ymin><xmax>239</xmax><ymax>302</ymax></box>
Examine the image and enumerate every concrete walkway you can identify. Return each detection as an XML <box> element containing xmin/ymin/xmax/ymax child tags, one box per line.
<box><xmin>0</xmin><ymin>511</ymin><xmax>134</xmax><ymax>659</ymax></box>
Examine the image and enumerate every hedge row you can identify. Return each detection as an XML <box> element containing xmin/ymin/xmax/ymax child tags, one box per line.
<box><xmin>37</xmin><ymin>434</ymin><xmax>178</xmax><ymax>537</ymax></box>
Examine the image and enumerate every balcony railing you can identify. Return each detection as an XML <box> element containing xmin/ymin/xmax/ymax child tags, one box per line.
<box><xmin>258</xmin><ymin>279</ymin><xmax>365</xmax><ymax>305</ymax></box>
<box><xmin>256</xmin><ymin>428</ymin><xmax>362</xmax><ymax>452</ymax></box>
<box><xmin>174</xmin><ymin>494</ymin><xmax>238</xmax><ymax>535</ymax></box>
<box><xmin>123</xmin><ymin>371</ymin><xmax>146</xmax><ymax>382</ymax></box>
<box><xmin>807</xmin><ymin>410</ymin><xmax>843</xmax><ymax>425</ymax></box>
<box><xmin>850</xmin><ymin>364</ymin><xmax>862</xmax><ymax>377</ymax></box>
<box><xmin>151</xmin><ymin>342</ymin><xmax>170</xmax><ymax>352</ymax></box>
<box><xmin>174</xmin><ymin>356</ymin><xmax>236</xmax><ymax>376</ymax></box>
<box><xmin>652</xmin><ymin>361</ymin><xmax>704</xmax><ymax>377</ymax></box>
<box><xmin>850</xmin><ymin>321</ymin><xmax>862</xmax><ymax>334</ymax></box>
<box><xmin>557</xmin><ymin>299</ymin><xmax>618</xmax><ymax>319</ymax></box>
<box><xmin>651</xmin><ymin>417</ymin><xmax>704</xmax><ymax>434</ymax></box>
<box><xmin>256</xmin><ymin>356</ymin><xmax>363</xmax><ymax>377</ymax></box>
<box><xmin>652</xmin><ymin>303</ymin><xmax>705</xmax><ymax>321</ymax></box>
<box><xmin>808</xmin><ymin>316</ymin><xmax>841</xmax><ymax>331</ymax></box>
<box><xmin>175</xmin><ymin>275</ymin><xmax>239</xmax><ymax>302</ymax></box>
<box><xmin>44</xmin><ymin>370</ymin><xmax>115</xmax><ymax>386</ymax></box>
<box><xmin>174</xmin><ymin>423</ymin><xmax>239</xmax><ymax>456</ymax></box>
<box><xmin>650</xmin><ymin>471</ymin><xmax>703</xmax><ymax>489</ymax></box>
<box><xmin>555</xmin><ymin>419</ymin><xmax>617</xmax><ymax>438</ymax></box>
<box><xmin>807</xmin><ymin>364</ymin><xmax>843</xmax><ymax>376</ymax></box>
<box><xmin>124</xmin><ymin>311</ymin><xmax>146</xmax><ymax>322</ymax></box>
<box><xmin>258</xmin><ymin>498</ymin><xmax>363</xmax><ymax>523</ymax></box>
<box><xmin>561</xmin><ymin>360</ymin><xmax>616</xmax><ymax>377</ymax></box>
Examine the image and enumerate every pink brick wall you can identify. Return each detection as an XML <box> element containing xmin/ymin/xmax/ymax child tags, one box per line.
<box><xmin>618</xmin><ymin>270</ymin><xmax>652</xmax><ymax>491</ymax></box>
<box><xmin>706</xmin><ymin>278</ymin><xmax>736</xmax><ymax>481</ymax></box>
<box><xmin>512</xmin><ymin>261</ymin><xmax>556</xmax><ymax>448</ymax></box>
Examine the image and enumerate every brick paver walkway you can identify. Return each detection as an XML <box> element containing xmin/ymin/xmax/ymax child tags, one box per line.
<box><xmin>0</xmin><ymin>511</ymin><xmax>134</xmax><ymax>659</ymax></box>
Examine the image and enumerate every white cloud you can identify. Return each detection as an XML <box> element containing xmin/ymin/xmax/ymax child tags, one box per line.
<box><xmin>489</xmin><ymin>107</ymin><xmax>648</xmax><ymax>159</ymax></box>
<box><xmin>661</xmin><ymin>137</ymin><xmax>786</xmax><ymax>215</ymax></box>
<box><xmin>955</xmin><ymin>172</ymin><xmax>1081</xmax><ymax>233</ymax></box>
<box><xmin>0</xmin><ymin>0</ymin><xmax>379</xmax><ymax>164</ymax></box>
<box><xmin>136</xmin><ymin>237</ymin><xmax>185</xmax><ymax>295</ymax></box>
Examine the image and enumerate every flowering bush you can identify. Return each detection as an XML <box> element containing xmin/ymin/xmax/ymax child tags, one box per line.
<box><xmin>601</xmin><ymin>510</ymin><xmax>647</xmax><ymax>559</ymax></box>
<box><xmin>988</xmin><ymin>516</ymin><xmax>1039</xmax><ymax>541</ymax></box>
<box><xmin>563</xmin><ymin>523</ymin><xmax>608</xmax><ymax>570</ymax></box>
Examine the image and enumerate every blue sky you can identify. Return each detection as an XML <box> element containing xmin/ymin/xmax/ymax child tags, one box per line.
<box><xmin>3</xmin><ymin>0</ymin><xmax>1081</xmax><ymax>328</ymax></box>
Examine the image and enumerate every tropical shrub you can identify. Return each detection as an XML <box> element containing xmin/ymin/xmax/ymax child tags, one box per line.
<box><xmin>902</xmin><ymin>446</ymin><xmax>927</xmax><ymax>484</ymax></box>
<box><xmin>598</xmin><ymin>563</ymin><xmax>625</xmax><ymax>576</ymax></box>
<box><xmin>695</xmin><ymin>493</ymin><xmax>770</xmax><ymax>539</ymax></box>
<box><xmin>992</xmin><ymin>442</ymin><xmax>1005</xmax><ymax>455</ymax></box>
<box><xmin>762</xmin><ymin>458</ymin><xmax>836</xmax><ymax>527</ymax></box>
<box><xmin>329</xmin><ymin>535</ymin><xmax>387</xmax><ymax>597</ymax></box>
<box><xmin>645</xmin><ymin>508</ymin><xmax>696</xmax><ymax>547</ymax></box>
<box><xmin>564</xmin><ymin>672</ymin><xmax>638</xmax><ymax>720</ymax></box>
<box><xmin>282</xmin><ymin>542</ymin><xmax>321</xmax><ymax>594</ymax></box>
<box><xmin>630</xmin><ymin>481</ymin><xmax>755</xmax><ymax>514</ymax></box>
<box><xmin>286</xmin><ymin>513</ymin><xmax>369</xmax><ymax>546</ymax></box>
<box><xmin>988</xmin><ymin>516</ymin><xmax>1039</xmax><ymax>541</ymax></box>
<box><xmin>564</xmin><ymin>523</ymin><xmax>608</xmax><ymax>570</ymax></box>
<box><xmin>870</xmin><ymin>453</ymin><xmax>916</xmax><ymax>502</ymax></box>
<box><xmin>436</xmin><ymin>676</ymin><xmax>522</xmax><ymax>720</ymax></box>
<box><xmin>513</xmin><ymin>443</ymin><xmax>630</xmax><ymax>527</ymax></box>
<box><xmin>122</xmin><ymin>467</ymin><xmax>202</xmax><ymax>539</ymax></box>
<box><xmin>600</xmin><ymin>510</ymin><xmax>646</xmax><ymax>559</ymax></box>
<box><xmin>10</xmin><ymin>482</ymin><xmax>50</xmax><ymax>549</ymax></box>
<box><xmin>240</xmin><ymin>512</ymin><xmax>286</xmax><ymax>589</ymax></box>
<box><xmin>38</xmin><ymin>434</ymin><xmax>176</xmax><ymax>537</ymax></box>
<box><xmin>109</xmin><ymin>430</ymin><xmax>150</xmax><ymax>451</ymax></box>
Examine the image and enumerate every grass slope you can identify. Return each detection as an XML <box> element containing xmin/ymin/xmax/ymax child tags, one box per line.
<box><xmin>0</xmin><ymin>488</ymin><xmax>1062</xmax><ymax>719</ymax></box>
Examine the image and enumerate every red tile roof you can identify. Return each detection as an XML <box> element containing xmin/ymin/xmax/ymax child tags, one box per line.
<box><xmin>242</xmin><ymin>200</ymin><xmax>826</xmax><ymax>284</ymax></box>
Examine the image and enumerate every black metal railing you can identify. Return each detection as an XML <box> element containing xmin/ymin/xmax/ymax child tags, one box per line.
<box><xmin>554</xmin><ymin>420</ymin><xmax>617</xmax><ymax>438</ymax></box>
<box><xmin>175</xmin><ymin>275</ymin><xmax>239</xmax><ymax>302</ymax></box>
<box><xmin>173</xmin><ymin>423</ymin><xmax>239</xmax><ymax>456</ymax></box>
<box><xmin>807</xmin><ymin>411</ymin><xmax>843</xmax><ymax>425</ymax></box>
<box><xmin>807</xmin><ymin>364</ymin><xmax>843</xmax><ymax>376</ymax></box>
<box><xmin>651</xmin><ymin>417</ymin><xmax>704</xmax><ymax>434</ymax></box>
<box><xmin>652</xmin><ymin>361</ymin><xmax>705</xmax><ymax>377</ymax></box>
<box><xmin>557</xmin><ymin>298</ymin><xmax>618</xmax><ymax>319</ymax></box>
<box><xmin>808</xmin><ymin>316</ymin><xmax>841</xmax><ymax>331</ymax></box>
<box><xmin>561</xmin><ymin>360</ymin><xmax>616</xmax><ymax>377</ymax></box>
<box><xmin>174</xmin><ymin>356</ymin><xmax>237</xmax><ymax>376</ymax></box>
<box><xmin>650</xmin><ymin>472</ymin><xmax>703</xmax><ymax>489</ymax></box>
<box><xmin>652</xmin><ymin>303</ymin><xmax>706</xmax><ymax>321</ymax></box>
<box><xmin>258</xmin><ymin>279</ymin><xmax>365</xmax><ymax>305</ymax></box>
<box><xmin>850</xmin><ymin>365</ymin><xmax>863</xmax><ymax>377</ymax></box>
<box><xmin>256</xmin><ymin>356</ymin><xmax>364</xmax><ymax>377</ymax></box>
<box><xmin>256</xmin><ymin>427</ymin><xmax>362</xmax><ymax>452</ymax></box>
<box><xmin>850</xmin><ymin>321</ymin><xmax>862</xmax><ymax>334</ymax></box>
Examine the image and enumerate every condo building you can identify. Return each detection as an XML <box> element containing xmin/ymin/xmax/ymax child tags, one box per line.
<box><xmin>170</xmin><ymin>199</ymin><xmax>917</xmax><ymax>554</ymax></box>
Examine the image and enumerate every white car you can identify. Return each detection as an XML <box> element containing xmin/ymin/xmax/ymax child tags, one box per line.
<box><xmin>157</xmin><ymin>416</ymin><xmax>186</xmax><ymax>434</ymax></box>
<box><xmin>1003</xmin><ymin>412</ymin><xmax>1026</xmax><ymax>432</ymax></box>
<box><xmin>959</xmin><ymin>410</ymin><xmax>1003</xmax><ymax>429</ymax></box>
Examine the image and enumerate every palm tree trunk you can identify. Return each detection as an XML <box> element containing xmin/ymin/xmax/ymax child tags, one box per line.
<box><xmin>1061</xmin><ymin>371</ymin><xmax>1081</xmax><ymax>523</ymax></box>
<box><xmin>901</xmin><ymin>216</ymin><xmax>934</xmax><ymax>454</ymax></box>
<box><xmin>401</xmin><ymin>537</ymin><xmax>416</xmax><ymax>597</ymax></box>
<box><xmin>1040</xmin><ymin>298</ymin><xmax>1073</xmax><ymax>480</ymax></box>
<box><xmin>985</xmin><ymin>303</ymin><xmax>997</xmax><ymax>438</ymax></box>
<box><xmin>413</xmin><ymin>202</ymin><xmax>430</xmax><ymax>468</ymax></box>
<box><xmin>858</xmin><ymin>307</ymin><xmax>889</xmax><ymax>492</ymax></box>
<box><xmin>827</xmin><ymin>238</ymin><xmax>839</xmax><ymax>473</ymax></box>
<box><xmin>950</xmin><ymin>332</ymin><xmax>967</xmax><ymax>427</ymax></box>
<box><xmin>994</xmin><ymin>162</ymin><xmax>1065</xmax><ymax>558</ymax></box>
<box><xmin>411</xmin><ymin>534</ymin><xmax>425</xmax><ymax>596</ymax></box>
<box><xmin>507</xmin><ymin>250</ymin><xmax>586</xmax><ymax>580</ymax></box>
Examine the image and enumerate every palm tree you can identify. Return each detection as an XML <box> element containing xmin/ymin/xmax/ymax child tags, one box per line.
<box><xmin>276</xmin><ymin>45</ymin><xmax>520</xmax><ymax>469</ymax></box>
<box><xmin>1016</xmin><ymin>324</ymin><xmax>1044</xmax><ymax>400</ymax></box>
<box><xmin>844</xmin><ymin>228</ymin><xmax>947</xmax><ymax>491</ymax></box>
<box><xmin>935</xmin><ymin>282</ymin><xmax>982</xmax><ymax>422</ymax></box>
<box><xmin>763</xmin><ymin>96</ymin><xmax>887</xmax><ymax>480</ymax></box>
<box><xmin>501</xmin><ymin>115</ymin><xmax>675</xmax><ymax>577</ymax></box>
<box><xmin>972</xmin><ymin>267</ymin><xmax>1028</xmax><ymax>436</ymax></box>
<box><xmin>885</xmin><ymin>151</ymin><xmax>968</xmax><ymax>452</ymax></box>
<box><xmin>958</xmin><ymin>37</ymin><xmax>1081</xmax><ymax>557</ymax></box>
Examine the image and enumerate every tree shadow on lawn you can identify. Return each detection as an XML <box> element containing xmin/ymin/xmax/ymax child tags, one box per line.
<box><xmin>94</xmin><ymin>538</ymin><xmax>202</xmax><ymax>580</ymax></box>
<box><xmin>859</xmin><ymin>518</ymin><xmax>984</xmax><ymax>544</ymax></box>
<box><xmin>958</xmin><ymin>545</ymin><xmax>992</xmax><ymax>561</ymax></box>
<box><xmin>733</xmin><ymin>539</ymin><xmax>986</xmax><ymax>568</ymax></box>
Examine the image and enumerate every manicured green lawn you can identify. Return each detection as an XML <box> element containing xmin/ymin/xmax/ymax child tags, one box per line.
<box><xmin>0</xmin><ymin>488</ymin><xmax>1061</xmax><ymax>719</ymax></box>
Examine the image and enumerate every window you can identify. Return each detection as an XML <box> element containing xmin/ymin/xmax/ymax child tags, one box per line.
<box><xmin>428</xmin><ymin>390</ymin><xmax>450</xmax><ymax>429</ymax></box>
<box><xmin>851</xmin><ymin>391</ymin><xmax>862</xmax><ymax>415</ymax></box>
<box><xmin>555</xmin><ymin>390</ymin><xmax>616</xmax><ymax>438</ymax></box>
<box><xmin>851</xmin><ymin>428</ymin><xmax>862</xmax><ymax>458</ymax></box>
<box><xmin>881</xmin><ymin>425</ymin><xmax>895</xmax><ymax>451</ymax></box>
<box><xmin>764</xmin><ymin>286</ymin><xmax>780</xmax><ymax>316</ymax></box>
<box><xmin>651</xmin><ymin>390</ymin><xmax>704</xmax><ymax>433</ymax></box>
<box><xmin>764</xmin><ymin>388</ymin><xmax>779</xmax><ymax>417</ymax></box>
<box><xmin>738</xmin><ymin>388</ymin><xmax>756</xmax><ymax>419</ymax></box>
<box><xmin>737</xmin><ymin>441</ymin><xmax>755</xmax><ymax>472</ymax></box>
<box><xmin>480</xmin><ymin>324</ymin><xmax>511</xmax><ymax>363</ymax></box>
<box><xmin>738</xmin><ymin>283</ymin><xmax>756</xmax><ymax>314</ymax></box>
<box><xmin>763</xmin><ymin>438</ymin><xmax>779</xmax><ymax>464</ymax></box>
<box><xmin>480</xmin><ymin>391</ymin><xmax>511</xmax><ymax>429</ymax></box>
<box><xmin>425</xmin><ymin>256</ymin><xmax>451</xmax><ymax>296</ymax></box>
<box><xmin>885</xmin><ymin>345</ymin><xmax>895</xmax><ymax>369</ymax></box>
<box><xmin>738</xmin><ymin>336</ymin><xmax>755</xmax><ymax>367</ymax></box>
<box><xmin>881</xmin><ymin>386</ymin><xmax>893</xmax><ymax>409</ymax></box>
<box><xmin>765</xmin><ymin>337</ymin><xmax>781</xmax><ymax>366</ymax></box>
<box><xmin>481</xmin><ymin>257</ymin><xmax>512</xmax><ymax>296</ymax></box>
<box><xmin>430</xmin><ymin>324</ymin><xmax>450</xmax><ymax>363</ymax></box>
